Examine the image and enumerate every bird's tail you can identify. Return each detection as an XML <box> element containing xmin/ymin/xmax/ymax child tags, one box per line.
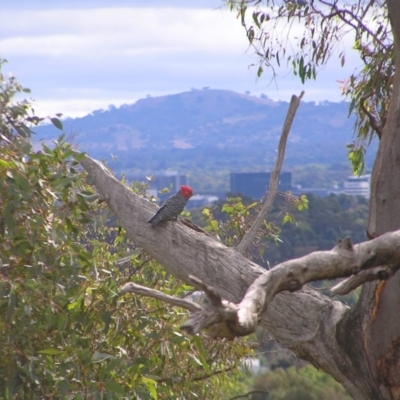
<box><xmin>148</xmin><ymin>214</ymin><xmax>161</xmax><ymax>226</ymax></box>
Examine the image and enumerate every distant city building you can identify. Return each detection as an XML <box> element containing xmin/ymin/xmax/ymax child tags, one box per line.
<box><xmin>291</xmin><ymin>185</ymin><xmax>344</xmax><ymax>197</ymax></box>
<box><xmin>230</xmin><ymin>172</ymin><xmax>292</xmax><ymax>199</ymax></box>
<box><xmin>343</xmin><ymin>174</ymin><xmax>371</xmax><ymax>198</ymax></box>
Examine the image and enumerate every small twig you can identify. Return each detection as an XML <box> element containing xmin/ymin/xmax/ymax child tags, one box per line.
<box><xmin>237</xmin><ymin>91</ymin><xmax>304</xmax><ymax>255</ymax></box>
<box><xmin>158</xmin><ymin>365</ymin><xmax>237</xmax><ymax>384</ymax></box>
<box><xmin>193</xmin><ymin>365</ymin><xmax>236</xmax><ymax>382</ymax></box>
<box><xmin>229</xmin><ymin>390</ymin><xmax>270</xmax><ymax>400</ymax></box>
<box><xmin>127</xmin><ymin>257</ymin><xmax>151</xmax><ymax>280</ymax></box>
<box><xmin>119</xmin><ymin>282</ymin><xmax>202</xmax><ymax>313</ymax></box>
<box><xmin>359</xmin><ymin>92</ymin><xmax>382</xmax><ymax>138</ymax></box>
<box><xmin>318</xmin><ymin>0</ymin><xmax>388</xmax><ymax>50</ymax></box>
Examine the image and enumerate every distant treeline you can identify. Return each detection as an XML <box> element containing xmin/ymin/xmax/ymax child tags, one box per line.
<box><xmin>33</xmin><ymin>89</ymin><xmax>378</xmax><ymax>193</ymax></box>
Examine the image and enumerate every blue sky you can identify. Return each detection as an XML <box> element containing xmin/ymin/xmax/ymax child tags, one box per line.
<box><xmin>2</xmin><ymin>0</ymin><xmax>362</xmax><ymax>118</ymax></box>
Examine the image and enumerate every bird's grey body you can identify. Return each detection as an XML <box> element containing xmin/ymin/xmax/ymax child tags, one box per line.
<box><xmin>148</xmin><ymin>186</ymin><xmax>193</xmax><ymax>226</ymax></box>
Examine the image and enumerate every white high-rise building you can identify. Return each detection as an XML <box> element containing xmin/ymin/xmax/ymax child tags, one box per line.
<box><xmin>343</xmin><ymin>174</ymin><xmax>371</xmax><ymax>198</ymax></box>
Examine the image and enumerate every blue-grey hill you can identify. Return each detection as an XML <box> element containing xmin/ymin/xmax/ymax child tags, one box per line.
<box><xmin>34</xmin><ymin>89</ymin><xmax>377</xmax><ymax>190</ymax></box>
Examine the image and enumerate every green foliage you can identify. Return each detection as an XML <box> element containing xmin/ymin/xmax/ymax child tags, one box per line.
<box><xmin>202</xmin><ymin>197</ymin><xmax>259</xmax><ymax>245</ymax></box>
<box><xmin>347</xmin><ymin>143</ymin><xmax>366</xmax><ymax>176</ymax></box>
<box><xmin>281</xmin><ymin>193</ymin><xmax>309</xmax><ymax>226</ymax></box>
<box><xmin>228</xmin><ymin>0</ymin><xmax>350</xmax><ymax>83</ymax></box>
<box><xmin>201</xmin><ymin>196</ymin><xmax>281</xmax><ymax>248</ymax></box>
<box><xmin>345</xmin><ymin>11</ymin><xmax>393</xmax><ymax>150</ymax></box>
<box><xmin>219</xmin><ymin>345</ymin><xmax>353</xmax><ymax>399</ymax></box>
<box><xmin>0</xmin><ymin>61</ymin><xmax>252</xmax><ymax>399</ymax></box>
<box><xmin>199</xmin><ymin>193</ymin><xmax>311</xmax><ymax>264</ymax></box>
<box><xmin>218</xmin><ymin>371</ymin><xmax>258</xmax><ymax>399</ymax></box>
<box><xmin>228</xmin><ymin>0</ymin><xmax>392</xmax><ymax>174</ymax></box>
<box><xmin>252</xmin><ymin>364</ymin><xmax>352</xmax><ymax>400</ymax></box>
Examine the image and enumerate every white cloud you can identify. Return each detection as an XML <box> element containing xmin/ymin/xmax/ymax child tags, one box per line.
<box><xmin>0</xmin><ymin>7</ymin><xmax>244</xmax><ymax>56</ymax></box>
<box><xmin>30</xmin><ymin>97</ymin><xmax>137</xmax><ymax>119</ymax></box>
<box><xmin>1</xmin><ymin>2</ymin><xmax>361</xmax><ymax>118</ymax></box>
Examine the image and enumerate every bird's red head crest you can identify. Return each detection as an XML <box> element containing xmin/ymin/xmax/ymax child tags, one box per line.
<box><xmin>180</xmin><ymin>185</ymin><xmax>193</xmax><ymax>199</ymax></box>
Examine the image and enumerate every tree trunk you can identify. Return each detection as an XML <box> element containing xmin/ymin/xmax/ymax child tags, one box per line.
<box><xmin>345</xmin><ymin>1</ymin><xmax>400</xmax><ymax>398</ymax></box>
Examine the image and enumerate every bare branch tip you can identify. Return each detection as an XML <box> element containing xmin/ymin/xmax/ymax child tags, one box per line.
<box><xmin>188</xmin><ymin>274</ymin><xmax>203</xmax><ymax>286</ymax></box>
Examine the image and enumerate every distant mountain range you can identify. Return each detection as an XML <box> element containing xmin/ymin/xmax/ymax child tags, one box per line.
<box><xmin>34</xmin><ymin>89</ymin><xmax>378</xmax><ymax>191</ymax></box>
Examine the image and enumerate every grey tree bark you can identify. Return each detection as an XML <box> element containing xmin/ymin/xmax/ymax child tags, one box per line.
<box><xmin>81</xmin><ymin>154</ymin><xmax>400</xmax><ymax>400</ymax></box>
<box><xmin>352</xmin><ymin>1</ymin><xmax>400</xmax><ymax>398</ymax></box>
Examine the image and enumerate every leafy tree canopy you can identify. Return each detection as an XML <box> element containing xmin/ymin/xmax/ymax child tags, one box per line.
<box><xmin>227</xmin><ymin>0</ymin><xmax>393</xmax><ymax>173</ymax></box>
<box><xmin>0</xmin><ymin>60</ymin><xmax>251</xmax><ymax>399</ymax></box>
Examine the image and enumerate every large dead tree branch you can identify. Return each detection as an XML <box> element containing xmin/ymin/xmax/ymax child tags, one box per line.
<box><xmin>119</xmin><ymin>234</ymin><xmax>400</xmax><ymax>339</ymax></box>
<box><xmin>80</xmin><ymin>154</ymin><xmax>396</xmax><ymax>399</ymax></box>
<box><xmin>181</xmin><ymin>233</ymin><xmax>400</xmax><ymax>338</ymax></box>
<box><xmin>80</xmin><ymin>155</ymin><xmax>264</xmax><ymax>295</ymax></box>
<box><xmin>237</xmin><ymin>91</ymin><xmax>304</xmax><ymax>255</ymax></box>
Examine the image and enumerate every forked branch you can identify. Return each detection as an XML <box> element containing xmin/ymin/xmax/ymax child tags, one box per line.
<box><xmin>121</xmin><ymin>233</ymin><xmax>400</xmax><ymax>339</ymax></box>
<box><xmin>185</xmin><ymin>233</ymin><xmax>400</xmax><ymax>337</ymax></box>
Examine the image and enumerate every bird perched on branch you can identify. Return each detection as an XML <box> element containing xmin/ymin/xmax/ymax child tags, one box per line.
<box><xmin>148</xmin><ymin>185</ymin><xmax>194</xmax><ymax>227</ymax></box>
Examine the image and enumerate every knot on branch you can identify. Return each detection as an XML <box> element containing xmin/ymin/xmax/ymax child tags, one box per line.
<box><xmin>287</xmin><ymin>279</ymin><xmax>302</xmax><ymax>292</ymax></box>
<box><xmin>336</xmin><ymin>237</ymin><xmax>353</xmax><ymax>251</ymax></box>
<box><xmin>377</xmin><ymin>269</ymin><xmax>390</xmax><ymax>280</ymax></box>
